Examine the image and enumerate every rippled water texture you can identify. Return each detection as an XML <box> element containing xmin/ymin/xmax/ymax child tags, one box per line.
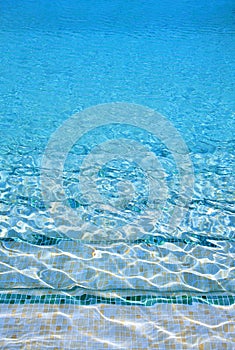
<box><xmin>0</xmin><ymin>0</ymin><xmax>234</xmax><ymax>348</ymax></box>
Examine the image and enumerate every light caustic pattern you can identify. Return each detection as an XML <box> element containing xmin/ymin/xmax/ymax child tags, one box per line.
<box><xmin>0</xmin><ymin>302</ymin><xmax>234</xmax><ymax>349</ymax></box>
<box><xmin>41</xmin><ymin>103</ymin><xmax>194</xmax><ymax>241</ymax></box>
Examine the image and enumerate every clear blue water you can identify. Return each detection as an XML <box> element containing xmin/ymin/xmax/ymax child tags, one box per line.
<box><xmin>0</xmin><ymin>0</ymin><xmax>234</xmax><ymax>295</ymax></box>
<box><xmin>0</xmin><ymin>1</ymin><xmax>235</xmax><ymax>348</ymax></box>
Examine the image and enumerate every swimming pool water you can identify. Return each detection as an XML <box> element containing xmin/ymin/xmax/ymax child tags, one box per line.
<box><xmin>0</xmin><ymin>0</ymin><xmax>234</xmax><ymax>348</ymax></box>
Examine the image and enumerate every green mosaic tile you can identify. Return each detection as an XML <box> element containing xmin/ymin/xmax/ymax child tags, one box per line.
<box><xmin>0</xmin><ymin>293</ymin><xmax>234</xmax><ymax>306</ymax></box>
<box><xmin>1</xmin><ymin>233</ymin><xmax>234</xmax><ymax>247</ymax></box>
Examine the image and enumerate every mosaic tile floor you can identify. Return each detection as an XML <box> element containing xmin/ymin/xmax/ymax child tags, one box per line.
<box><xmin>0</xmin><ymin>239</ymin><xmax>234</xmax><ymax>348</ymax></box>
<box><xmin>0</xmin><ymin>302</ymin><xmax>234</xmax><ymax>349</ymax></box>
<box><xmin>0</xmin><ymin>240</ymin><xmax>234</xmax><ymax>292</ymax></box>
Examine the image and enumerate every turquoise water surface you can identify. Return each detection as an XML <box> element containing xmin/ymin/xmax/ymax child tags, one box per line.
<box><xmin>0</xmin><ymin>1</ymin><xmax>234</xmax><ymax>347</ymax></box>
